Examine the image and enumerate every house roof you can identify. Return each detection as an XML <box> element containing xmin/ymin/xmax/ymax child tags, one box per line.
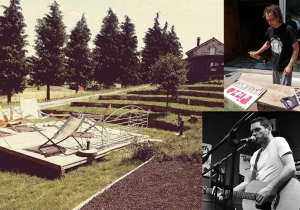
<box><xmin>185</xmin><ymin>37</ymin><xmax>223</xmax><ymax>55</ymax></box>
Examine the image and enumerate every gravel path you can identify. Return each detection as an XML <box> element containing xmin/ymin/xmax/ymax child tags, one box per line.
<box><xmin>77</xmin><ymin>159</ymin><xmax>201</xmax><ymax>210</ymax></box>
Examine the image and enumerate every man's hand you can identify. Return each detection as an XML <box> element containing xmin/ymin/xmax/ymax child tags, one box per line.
<box><xmin>248</xmin><ymin>51</ymin><xmax>260</xmax><ymax>59</ymax></box>
<box><xmin>256</xmin><ymin>186</ymin><xmax>277</xmax><ymax>205</ymax></box>
<box><xmin>217</xmin><ymin>192</ymin><xmax>228</xmax><ymax>201</ymax></box>
<box><xmin>284</xmin><ymin>66</ymin><xmax>293</xmax><ymax>76</ymax></box>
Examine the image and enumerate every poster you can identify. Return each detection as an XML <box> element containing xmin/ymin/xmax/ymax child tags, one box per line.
<box><xmin>224</xmin><ymin>79</ymin><xmax>267</xmax><ymax>110</ymax></box>
<box><xmin>202</xmin><ymin>143</ymin><xmax>212</xmax><ymax>177</ymax></box>
<box><xmin>239</xmin><ymin>154</ymin><xmax>251</xmax><ymax>177</ymax></box>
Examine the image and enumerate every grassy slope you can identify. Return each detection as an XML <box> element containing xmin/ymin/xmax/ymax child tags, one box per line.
<box><xmin>0</xmin><ymin>83</ymin><xmax>209</xmax><ymax>209</ymax></box>
<box><xmin>0</xmin><ymin>122</ymin><xmax>201</xmax><ymax>210</ymax></box>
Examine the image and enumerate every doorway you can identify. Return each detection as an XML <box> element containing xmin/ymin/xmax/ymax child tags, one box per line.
<box><xmin>225</xmin><ymin>0</ymin><xmax>278</xmax><ymax>69</ymax></box>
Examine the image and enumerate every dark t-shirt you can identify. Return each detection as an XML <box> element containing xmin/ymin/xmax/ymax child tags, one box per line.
<box><xmin>263</xmin><ymin>23</ymin><xmax>298</xmax><ymax>71</ymax></box>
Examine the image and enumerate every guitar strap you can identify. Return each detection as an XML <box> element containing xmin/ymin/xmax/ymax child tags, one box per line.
<box><xmin>252</xmin><ymin>148</ymin><xmax>262</xmax><ymax>180</ymax></box>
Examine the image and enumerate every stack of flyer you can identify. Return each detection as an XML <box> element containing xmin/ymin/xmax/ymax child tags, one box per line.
<box><xmin>224</xmin><ymin>79</ymin><xmax>267</xmax><ymax>110</ymax></box>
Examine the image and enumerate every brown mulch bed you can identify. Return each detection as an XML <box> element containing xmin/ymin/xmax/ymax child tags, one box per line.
<box><xmin>80</xmin><ymin>159</ymin><xmax>202</xmax><ymax>210</ymax></box>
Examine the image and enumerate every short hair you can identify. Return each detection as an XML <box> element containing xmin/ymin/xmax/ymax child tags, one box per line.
<box><xmin>263</xmin><ymin>4</ymin><xmax>283</xmax><ymax>23</ymax></box>
<box><xmin>250</xmin><ymin>117</ymin><xmax>271</xmax><ymax>129</ymax></box>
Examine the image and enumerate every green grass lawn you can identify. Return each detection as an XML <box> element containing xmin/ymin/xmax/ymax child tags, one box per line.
<box><xmin>0</xmin><ymin>122</ymin><xmax>201</xmax><ymax>210</ymax></box>
<box><xmin>0</xmin><ymin>85</ymin><xmax>148</xmax><ymax>108</ymax></box>
<box><xmin>0</xmin><ymin>83</ymin><xmax>207</xmax><ymax>209</ymax></box>
<box><xmin>115</xmin><ymin>94</ymin><xmax>224</xmax><ymax>102</ymax></box>
<box><xmin>74</xmin><ymin>99</ymin><xmax>224</xmax><ymax>112</ymax></box>
<box><xmin>224</xmin><ymin>98</ymin><xmax>243</xmax><ymax>111</ymax></box>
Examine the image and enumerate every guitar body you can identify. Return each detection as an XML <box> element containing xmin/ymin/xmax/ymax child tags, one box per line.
<box><xmin>242</xmin><ymin>178</ymin><xmax>300</xmax><ymax>210</ymax></box>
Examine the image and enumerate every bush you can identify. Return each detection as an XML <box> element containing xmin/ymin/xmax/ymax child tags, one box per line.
<box><xmin>130</xmin><ymin>140</ymin><xmax>159</xmax><ymax>161</ymax></box>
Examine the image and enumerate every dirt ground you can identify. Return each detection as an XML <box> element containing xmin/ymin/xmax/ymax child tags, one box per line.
<box><xmin>80</xmin><ymin>159</ymin><xmax>202</xmax><ymax>210</ymax></box>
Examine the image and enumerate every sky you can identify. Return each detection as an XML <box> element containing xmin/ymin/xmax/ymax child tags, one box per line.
<box><xmin>0</xmin><ymin>0</ymin><xmax>224</xmax><ymax>58</ymax></box>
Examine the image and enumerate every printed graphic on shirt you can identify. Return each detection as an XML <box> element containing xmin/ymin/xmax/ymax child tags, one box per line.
<box><xmin>271</xmin><ymin>37</ymin><xmax>283</xmax><ymax>54</ymax></box>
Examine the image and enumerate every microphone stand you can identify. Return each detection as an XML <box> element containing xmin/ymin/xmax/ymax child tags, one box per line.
<box><xmin>202</xmin><ymin>112</ymin><xmax>255</xmax><ymax>210</ymax></box>
<box><xmin>202</xmin><ymin>112</ymin><xmax>254</xmax><ymax>164</ymax></box>
<box><xmin>202</xmin><ymin>142</ymin><xmax>249</xmax><ymax>209</ymax></box>
<box><xmin>226</xmin><ymin>130</ymin><xmax>240</xmax><ymax>210</ymax></box>
<box><xmin>213</xmin><ymin>164</ymin><xmax>224</xmax><ymax>208</ymax></box>
<box><xmin>202</xmin><ymin>142</ymin><xmax>249</xmax><ymax>177</ymax></box>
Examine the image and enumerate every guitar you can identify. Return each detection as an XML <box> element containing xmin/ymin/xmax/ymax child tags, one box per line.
<box><xmin>202</xmin><ymin>178</ymin><xmax>300</xmax><ymax>210</ymax></box>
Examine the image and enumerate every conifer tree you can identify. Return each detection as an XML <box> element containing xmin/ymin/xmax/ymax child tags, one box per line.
<box><xmin>141</xmin><ymin>13</ymin><xmax>165</xmax><ymax>83</ymax></box>
<box><xmin>65</xmin><ymin>14</ymin><xmax>93</xmax><ymax>93</ymax></box>
<box><xmin>33</xmin><ymin>1</ymin><xmax>67</xmax><ymax>100</ymax></box>
<box><xmin>167</xmin><ymin>25</ymin><xmax>182</xmax><ymax>57</ymax></box>
<box><xmin>0</xmin><ymin>0</ymin><xmax>28</xmax><ymax>103</ymax></box>
<box><xmin>119</xmin><ymin>15</ymin><xmax>140</xmax><ymax>86</ymax></box>
<box><xmin>141</xmin><ymin>13</ymin><xmax>183</xmax><ymax>83</ymax></box>
<box><xmin>93</xmin><ymin>8</ymin><xmax>121</xmax><ymax>86</ymax></box>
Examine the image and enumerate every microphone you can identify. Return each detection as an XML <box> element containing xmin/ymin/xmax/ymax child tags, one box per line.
<box><xmin>240</xmin><ymin>136</ymin><xmax>256</xmax><ymax>142</ymax></box>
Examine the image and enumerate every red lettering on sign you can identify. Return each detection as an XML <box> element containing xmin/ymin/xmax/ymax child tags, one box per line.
<box><xmin>240</xmin><ymin>95</ymin><xmax>252</xmax><ymax>104</ymax></box>
<box><xmin>227</xmin><ymin>87</ymin><xmax>235</xmax><ymax>93</ymax></box>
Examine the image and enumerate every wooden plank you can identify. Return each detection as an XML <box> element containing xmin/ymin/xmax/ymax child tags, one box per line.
<box><xmin>254</xmin><ymin>81</ymin><xmax>300</xmax><ymax>111</ymax></box>
<box><xmin>0</xmin><ymin>120</ymin><xmax>152</xmax><ymax>176</ymax></box>
<box><xmin>0</xmin><ymin>146</ymin><xmax>61</xmax><ymax>170</ymax></box>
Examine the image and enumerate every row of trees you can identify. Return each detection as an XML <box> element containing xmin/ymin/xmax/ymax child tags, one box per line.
<box><xmin>0</xmin><ymin>0</ymin><xmax>185</xmax><ymax>103</ymax></box>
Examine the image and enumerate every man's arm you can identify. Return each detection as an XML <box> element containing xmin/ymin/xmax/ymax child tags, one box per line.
<box><xmin>284</xmin><ymin>42</ymin><xmax>299</xmax><ymax>76</ymax></box>
<box><xmin>253</xmin><ymin>41</ymin><xmax>271</xmax><ymax>57</ymax></box>
<box><xmin>218</xmin><ymin>167</ymin><xmax>255</xmax><ymax>200</ymax></box>
<box><xmin>233</xmin><ymin>167</ymin><xmax>256</xmax><ymax>192</ymax></box>
<box><xmin>256</xmin><ymin>153</ymin><xmax>296</xmax><ymax>204</ymax></box>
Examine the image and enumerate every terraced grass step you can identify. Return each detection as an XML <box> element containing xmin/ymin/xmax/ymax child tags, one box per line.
<box><xmin>126</xmin><ymin>90</ymin><xmax>223</xmax><ymax>99</ymax></box>
<box><xmin>98</xmin><ymin>95</ymin><xmax>223</xmax><ymax>108</ymax></box>
<box><xmin>183</xmin><ymin>86</ymin><xmax>223</xmax><ymax>92</ymax></box>
<box><xmin>70</xmin><ymin>102</ymin><xmax>204</xmax><ymax>116</ymax></box>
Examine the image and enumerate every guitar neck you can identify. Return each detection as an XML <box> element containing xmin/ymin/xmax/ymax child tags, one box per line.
<box><xmin>206</xmin><ymin>188</ymin><xmax>256</xmax><ymax>200</ymax></box>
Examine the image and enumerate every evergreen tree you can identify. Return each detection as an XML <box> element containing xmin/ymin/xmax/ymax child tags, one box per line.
<box><xmin>33</xmin><ymin>1</ymin><xmax>67</xmax><ymax>100</ymax></box>
<box><xmin>93</xmin><ymin>8</ymin><xmax>121</xmax><ymax>86</ymax></box>
<box><xmin>167</xmin><ymin>25</ymin><xmax>182</xmax><ymax>57</ymax></box>
<box><xmin>119</xmin><ymin>15</ymin><xmax>140</xmax><ymax>86</ymax></box>
<box><xmin>0</xmin><ymin>0</ymin><xmax>28</xmax><ymax>103</ymax></box>
<box><xmin>65</xmin><ymin>14</ymin><xmax>93</xmax><ymax>93</ymax></box>
<box><xmin>150</xmin><ymin>53</ymin><xmax>188</xmax><ymax>113</ymax></box>
<box><xmin>141</xmin><ymin>13</ymin><xmax>183</xmax><ymax>83</ymax></box>
<box><xmin>160</xmin><ymin>22</ymin><xmax>182</xmax><ymax>57</ymax></box>
<box><xmin>141</xmin><ymin>13</ymin><xmax>164</xmax><ymax>83</ymax></box>
<box><xmin>27</xmin><ymin>55</ymin><xmax>42</xmax><ymax>89</ymax></box>
<box><xmin>161</xmin><ymin>21</ymin><xmax>170</xmax><ymax>55</ymax></box>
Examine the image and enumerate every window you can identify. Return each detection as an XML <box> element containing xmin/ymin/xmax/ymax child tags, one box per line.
<box><xmin>285</xmin><ymin>0</ymin><xmax>300</xmax><ymax>72</ymax></box>
<box><xmin>210</xmin><ymin>62</ymin><xmax>219</xmax><ymax>67</ymax></box>
<box><xmin>210</xmin><ymin>47</ymin><xmax>216</xmax><ymax>55</ymax></box>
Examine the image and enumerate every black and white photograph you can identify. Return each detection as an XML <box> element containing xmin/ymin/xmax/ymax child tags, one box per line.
<box><xmin>202</xmin><ymin>112</ymin><xmax>300</xmax><ymax>210</ymax></box>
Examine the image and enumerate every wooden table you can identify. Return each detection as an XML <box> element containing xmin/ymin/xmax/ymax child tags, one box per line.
<box><xmin>254</xmin><ymin>81</ymin><xmax>300</xmax><ymax>111</ymax></box>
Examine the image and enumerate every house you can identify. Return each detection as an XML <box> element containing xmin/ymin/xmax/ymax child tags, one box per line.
<box><xmin>185</xmin><ymin>37</ymin><xmax>224</xmax><ymax>83</ymax></box>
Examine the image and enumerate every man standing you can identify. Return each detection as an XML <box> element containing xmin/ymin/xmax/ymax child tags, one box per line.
<box><xmin>219</xmin><ymin>117</ymin><xmax>297</xmax><ymax>210</ymax></box>
<box><xmin>252</xmin><ymin>4</ymin><xmax>299</xmax><ymax>86</ymax></box>
<box><xmin>234</xmin><ymin>117</ymin><xmax>296</xmax><ymax>209</ymax></box>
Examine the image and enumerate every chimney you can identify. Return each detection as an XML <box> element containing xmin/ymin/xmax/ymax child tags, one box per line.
<box><xmin>197</xmin><ymin>37</ymin><xmax>200</xmax><ymax>46</ymax></box>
